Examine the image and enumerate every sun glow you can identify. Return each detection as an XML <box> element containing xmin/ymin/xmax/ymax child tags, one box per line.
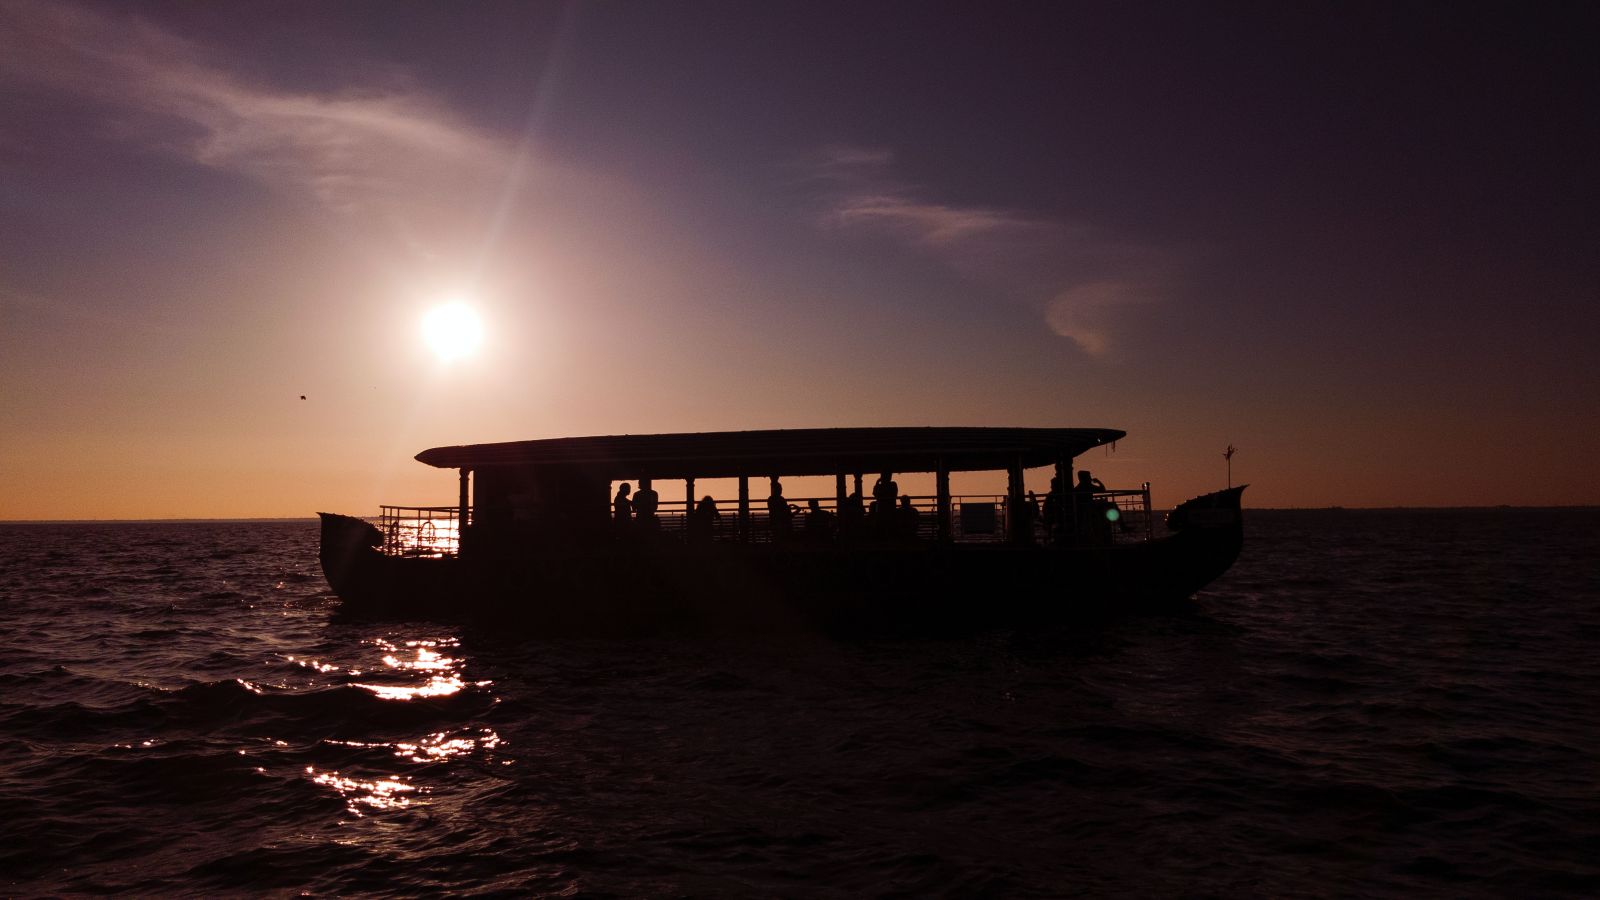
<box><xmin>421</xmin><ymin>302</ymin><xmax>485</xmax><ymax>361</ymax></box>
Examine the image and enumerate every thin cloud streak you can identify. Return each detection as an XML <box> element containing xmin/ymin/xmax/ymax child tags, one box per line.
<box><xmin>0</xmin><ymin>0</ymin><xmax>511</xmax><ymax>221</ymax></box>
<box><xmin>801</xmin><ymin>144</ymin><xmax>1169</xmax><ymax>356</ymax></box>
<box><xmin>829</xmin><ymin>194</ymin><xmax>1041</xmax><ymax>247</ymax></box>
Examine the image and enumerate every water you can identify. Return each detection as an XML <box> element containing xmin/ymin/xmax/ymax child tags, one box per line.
<box><xmin>1</xmin><ymin>510</ymin><xmax>1596</xmax><ymax>895</ymax></box>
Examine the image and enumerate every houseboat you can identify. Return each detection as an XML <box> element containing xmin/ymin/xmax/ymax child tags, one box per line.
<box><xmin>319</xmin><ymin>427</ymin><xmax>1245</xmax><ymax>632</ymax></box>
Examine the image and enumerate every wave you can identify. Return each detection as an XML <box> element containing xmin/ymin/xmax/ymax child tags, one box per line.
<box><xmin>0</xmin><ymin>672</ymin><xmax>495</xmax><ymax>745</ymax></box>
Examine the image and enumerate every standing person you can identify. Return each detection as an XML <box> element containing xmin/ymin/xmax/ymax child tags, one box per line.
<box><xmin>613</xmin><ymin>482</ymin><xmax>633</xmax><ymax>530</ymax></box>
<box><xmin>633</xmin><ymin>478</ymin><xmax>660</xmax><ymax>531</ymax></box>
<box><xmin>1075</xmin><ymin>470</ymin><xmax>1106</xmax><ymax>494</ymax></box>
<box><xmin>766</xmin><ymin>479</ymin><xmax>793</xmax><ymax>540</ymax></box>
<box><xmin>1016</xmin><ymin>490</ymin><xmax>1039</xmax><ymax>545</ymax></box>
<box><xmin>871</xmin><ymin>472</ymin><xmax>898</xmax><ymax>533</ymax></box>
<box><xmin>1074</xmin><ymin>470</ymin><xmax>1109</xmax><ymax>544</ymax></box>
<box><xmin>1043</xmin><ymin>476</ymin><xmax>1064</xmax><ymax>543</ymax></box>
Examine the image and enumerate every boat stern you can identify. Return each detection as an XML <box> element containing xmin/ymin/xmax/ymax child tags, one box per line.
<box><xmin>317</xmin><ymin>512</ymin><xmax>384</xmax><ymax>600</ymax></box>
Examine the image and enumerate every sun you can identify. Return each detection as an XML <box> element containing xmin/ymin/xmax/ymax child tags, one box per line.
<box><xmin>421</xmin><ymin>302</ymin><xmax>484</xmax><ymax>362</ymax></box>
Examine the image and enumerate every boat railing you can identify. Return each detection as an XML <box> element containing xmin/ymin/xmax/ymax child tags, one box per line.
<box><xmin>378</xmin><ymin>506</ymin><xmax>461</xmax><ymax>558</ymax></box>
<box><xmin>376</xmin><ymin>488</ymin><xmax>1153</xmax><ymax>557</ymax></box>
<box><xmin>1073</xmin><ymin>486</ymin><xmax>1157</xmax><ymax>543</ymax></box>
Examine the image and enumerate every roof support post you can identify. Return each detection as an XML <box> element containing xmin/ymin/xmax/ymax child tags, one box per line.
<box><xmin>1055</xmin><ymin>456</ymin><xmax>1070</xmax><ymax>536</ymax></box>
<box><xmin>1007</xmin><ymin>456</ymin><xmax>1025</xmax><ymax>545</ymax></box>
<box><xmin>685</xmin><ymin>477</ymin><xmax>695</xmax><ymax>531</ymax></box>
<box><xmin>738</xmin><ymin>475</ymin><xmax>750</xmax><ymax>542</ymax></box>
<box><xmin>1067</xmin><ymin>456</ymin><xmax>1081</xmax><ymax>537</ymax></box>
<box><xmin>936</xmin><ymin>460</ymin><xmax>951</xmax><ymax>543</ymax></box>
<box><xmin>457</xmin><ymin>468</ymin><xmax>471</xmax><ymax>555</ymax></box>
<box><xmin>853</xmin><ymin>472</ymin><xmax>864</xmax><ymax>498</ymax></box>
<box><xmin>835</xmin><ymin>472</ymin><xmax>846</xmax><ymax>508</ymax></box>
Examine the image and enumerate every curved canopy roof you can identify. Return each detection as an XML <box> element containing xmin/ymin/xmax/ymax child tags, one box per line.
<box><xmin>416</xmin><ymin>427</ymin><xmax>1124</xmax><ymax>479</ymax></box>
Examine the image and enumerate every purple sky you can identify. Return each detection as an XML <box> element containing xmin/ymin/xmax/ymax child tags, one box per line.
<box><xmin>2</xmin><ymin>0</ymin><xmax>1596</xmax><ymax>517</ymax></box>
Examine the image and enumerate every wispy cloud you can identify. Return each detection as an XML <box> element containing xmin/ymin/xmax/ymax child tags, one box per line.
<box><xmin>799</xmin><ymin>144</ymin><xmax>1168</xmax><ymax>356</ymax></box>
<box><xmin>829</xmin><ymin>193</ymin><xmax>1044</xmax><ymax>247</ymax></box>
<box><xmin>807</xmin><ymin>144</ymin><xmax>1063</xmax><ymax>249</ymax></box>
<box><xmin>0</xmin><ymin>0</ymin><xmax>512</xmax><ymax>222</ymax></box>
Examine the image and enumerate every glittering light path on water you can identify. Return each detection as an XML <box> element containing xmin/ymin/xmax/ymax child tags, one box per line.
<box><xmin>284</xmin><ymin>635</ymin><xmax>501</xmax><ymax>816</ymax></box>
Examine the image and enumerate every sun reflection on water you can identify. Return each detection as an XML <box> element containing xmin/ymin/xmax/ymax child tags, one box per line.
<box><xmin>284</xmin><ymin>655</ymin><xmax>341</xmax><ymax>674</ymax></box>
<box><xmin>396</xmin><ymin>728</ymin><xmax>503</xmax><ymax>762</ymax></box>
<box><xmin>349</xmin><ymin>636</ymin><xmax>491</xmax><ymax>701</ymax></box>
<box><xmin>296</xmin><ymin>633</ymin><xmax>503</xmax><ymax>817</ymax></box>
<box><xmin>307</xmin><ymin>766</ymin><xmax>421</xmax><ymax>814</ymax></box>
<box><xmin>354</xmin><ymin>676</ymin><xmax>474</xmax><ymax>700</ymax></box>
<box><xmin>324</xmin><ymin>727</ymin><xmax>503</xmax><ymax>763</ymax></box>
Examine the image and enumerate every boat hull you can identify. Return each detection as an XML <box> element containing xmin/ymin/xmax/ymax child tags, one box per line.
<box><xmin>318</xmin><ymin>487</ymin><xmax>1245</xmax><ymax>633</ymax></box>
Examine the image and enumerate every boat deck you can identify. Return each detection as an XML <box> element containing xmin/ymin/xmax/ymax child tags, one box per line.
<box><xmin>376</xmin><ymin>490</ymin><xmax>1156</xmax><ymax>558</ymax></box>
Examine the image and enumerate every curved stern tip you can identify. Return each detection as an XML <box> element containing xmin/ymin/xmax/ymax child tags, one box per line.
<box><xmin>318</xmin><ymin>513</ymin><xmax>384</xmax><ymax>599</ymax></box>
<box><xmin>1166</xmin><ymin>485</ymin><xmax>1246</xmax><ymax>531</ymax></box>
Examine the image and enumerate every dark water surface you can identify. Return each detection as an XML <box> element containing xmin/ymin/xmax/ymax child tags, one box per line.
<box><xmin>2</xmin><ymin>510</ymin><xmax>1597</xmax><ymax>896</ymax></box>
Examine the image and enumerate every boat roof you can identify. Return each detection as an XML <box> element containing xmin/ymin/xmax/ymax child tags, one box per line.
<box><xmin>415</xmin><ymin>427</ymin><xmax>1125</xmax><ymax>479</ymax></box>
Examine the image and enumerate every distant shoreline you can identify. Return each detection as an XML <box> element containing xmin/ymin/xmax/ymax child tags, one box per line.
<box><xmin>3</xmin><ymin>506</ymin><xmax>1597</xmax><ymax>525</ymax></box>
<box><xmin>0</xmin><ymin>517</ymin><xmax>323</xmax><ymax>525</ymax></box>
<box><xmin>1244</xmin><ymin>505</ymin><xmax>1600</xmax><ymax>513</ymax></box>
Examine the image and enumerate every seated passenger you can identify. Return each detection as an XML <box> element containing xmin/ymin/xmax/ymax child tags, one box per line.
<box><xmin>613</xmin><ymin>483</ymin><xmax>633</xmax><ymax>529</ymax></box>
<box><xmin>689</xmin><ymin>495</ymin><xmax>721</xmax><ymax>542</ymax></box>
<box><xmin>838</xmin><ymin>490</ymin><xmax>865</xmax><ymax>540</ymax></box>
<box><xmin>805</xmin><ymin>498</ymin><xmax>836</xmax><ymax>542</ymax></box>
<box><xmin>896</xmin><ymin>495</ymin><xmax>921</xmax><ymax>541</ymax></box>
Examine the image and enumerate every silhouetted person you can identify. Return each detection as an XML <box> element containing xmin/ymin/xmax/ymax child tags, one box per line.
<box><xmin>689</xmin><ymin>495</ymin><xmax>721</xmax><ymax>542</ymax></box>
<box><xmin>1016</xmin><ymin>490</ymin><xmax>1039</xmax><ymax>545</ymax></box>
<box><xmin>1074</xmin><ymin>470</ymin><xmax>1110</xmax><ymax>544</ymax></box>
<box><xmin>872</xmin><ymin>472</ymin><xmax>898</xmax><ymax>534</ymax></box>
<box><xmin>896</xmin><ymin>495</ymin><xmax>921</xmax><ymax>541</ymax></box>
<box><xmin>634</xmin><ymin>478</ymin><xmax>660</xmax><ymax>531</ymax></box>
<box><xmin>839</xmin><ymin>490</ymin><xmax>865</xmax><ymax>540</ymax></box>
<box><xmin>805</xmin><ymin>498</ymin><xmax>836</xmax><ymax>542</ymax></box>
<box><xmin>767</xmin><ymin>480</ymin><xmax>793</xmax><ymax>540</ymax></box>
<box><xmin>1075</xmin><ymin>470</ymin><xmax>1106</xmax><ymax>494</ymax></box>
<box><xmin>613</xmin><ymin>483</ymin><xmax>633</xmax><ymax>530</ymax></box>
<box><xmin>1043</xmin><ymin>476</ymin><xmax>1064</xmax><ymax>543</ymax></box>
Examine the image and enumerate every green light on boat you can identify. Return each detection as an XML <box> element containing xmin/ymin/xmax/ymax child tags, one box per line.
<box><xmin>1105</xmin><ymin>507</ymin><xmax>1121</xmax><ymax>522</ymax></box>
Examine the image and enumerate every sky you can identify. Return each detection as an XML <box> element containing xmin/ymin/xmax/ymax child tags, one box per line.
<box><xmin>1</xmin><ymin>0</ymin><xmax>1596</xmax><ymax>519</ymax></box>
